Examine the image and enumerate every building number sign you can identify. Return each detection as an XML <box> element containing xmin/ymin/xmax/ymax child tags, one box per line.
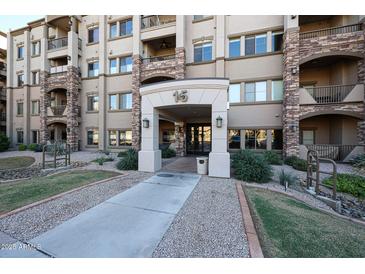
<box><xmin>173</xmin><ymin>90</ymin><xmax>188</xmax><ymax>103</ymax></box>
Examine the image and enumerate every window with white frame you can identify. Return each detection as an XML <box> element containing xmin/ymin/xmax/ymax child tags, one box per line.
<box><xmin>229</xmin><ymin>84</ymin><xmax>241</xmax><ymax>103</ymax></box>
<box><xmin>17</xmin><ymin>102</ymin><xmax>23</xmax><ymax>116</ymax></box>
<box><xmin>109</xmin><ymin>58</ymin><xmax>117</xmax><ymax>74</ymax></box>
<box><xmin>17</xmin><ymin>130</ymin><xmax>24</xmax><ymax>143</ymax></box>
<box><xmin>109</xmin><ymin>94</ymin><xmax>118</xmax><ymax>110</ymax></box>
<box><xmin>108</xmin><ymin>130</ymin><xmax>117</xmax><ymax>146</ymax></box>
<box><xmin>245</xmin><ymin>34</ymin><xmax>267</xmax><ymax>55</ymax></box>
<box><xmin>272</xmin><ymin>80</ymin><xmax>283</xmax><ymax>100</ymax></box>
<box><xmin>245</xmin><ymin>129</ymin><xmax>267</xmax><ymax>149</ymax></box>
<box><xmin>301</xmin><ymin>130</ymin><xmax>315</xmax><ymax>145</ymax></box>
<box><xmin>31</xmin><ymin>100</ymin><xmax>39</xmax><ymax>115</ymax></box>
<box><xmin>88</xmin><ymin>27</ymin><xmax>99</xmax><ymax>43</ymax></box>
<box><xmin>31</xmin><ymin>41</ymin><xmax>41</xmax><ymax>56</ymax></box>
<box><xmin>119</xmin><ymin>93</ymin><xmax>132</xmax><ymax>109</ymax></box>
<box><xmin>272</xmin><ymin>31</ymin><xmax>284</xmax><ymax>52</ymax></box>
<box><xmin>229</xmin><ymin>38</ymin><xmax>240</xmax><ymax>58</ymax></box>
<box><xmin>228</xmin><ymin>129</ymin><xmax>241</xmax><ymax>149</ymax></box>
<box><xmin>88</xmin><ymin>61</ymin><xmax>99</xmax><ymax>77</ymax></box>
<box><xmin>31</xmin><ymin>130</ymin><xmax>39</xmax><ymax>144</ymax></box>
<box><xmin>17</xmin><ymin>74</ymin><xmax>24</xmax><ymax>87</ymax></box>
<box><xmin>194</xmin><ymin>42</ymin><xmax>212</xmax><ymax>63</ymax></box>
<box><xmin>32</xmin><ymin>71</ymin><xmax>39</xmax><ymax>85</ymax></box>
<box><xmin>120</xmin><ymin>56</ymin><xmax>132</xmax><ymax>73</ymax></box>
<box><xmin>120</xmin><ymin>19</ymin><xmax>133</xmax><ymax>36</ymax></box>
<box><xmin>110</xmin><ymin>22</ymin><xmax>117</xmax><ymax>38</ymax></box>
<box><xmin>17</xmin><ymin>46</ymin><xmax>24</xmax><ymax>59</ymax></box>
<box><xmin>245</xmin><ymin>81</ymin><xmax>267</xmax><ymax>102</ymax></box>
<box><xmin>87</xmin><ymin>129</ymin><xmax>99</xmax><ymax>145</ymax></box>
<box><xmin>87</xmin><ymin>95</ymin><xmax>99</xmax><ymax>111</ymax></box>
<box><xmin>119</xmin><ymin>130</ymin><xmax>132</xmax><ymax>146</ymax></box>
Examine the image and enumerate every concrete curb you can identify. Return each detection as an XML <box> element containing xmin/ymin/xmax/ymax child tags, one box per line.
<box><xmin>235</xmin><ymin>182</ymin><xmax>264</xmax><ymax>258</ymax></box>
<box><xmin>0</xmin><ymin>172</ymin><xmax>128</xmax><ymax>219</ymax></box>
<box><xmin>244</xmin><ymin>183</ymin><xmax>365</xmax><ymax>227</ymax></box>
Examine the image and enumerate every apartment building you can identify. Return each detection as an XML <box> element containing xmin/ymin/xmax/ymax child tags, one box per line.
<box><xmin>0</xmin><ymin>31</ymin><xmax>6</xmax><ymax>134</ymax></box>
<box><xmin>6</xmin><ymin>15</ymin><xmax>365</xmax><ymax>177</ymax></box>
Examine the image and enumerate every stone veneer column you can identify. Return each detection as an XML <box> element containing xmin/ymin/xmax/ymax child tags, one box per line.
<box><xmin>282</xmin><ymin>27</ymin><xmax>300</xmax><ymax>157</ymax></box>
<box><xmin>175</xmin><ymin>47</ymin><xmax>185</xmax><ymax>80</ymax></box>
<box><xmin>174</xmin><ymin>122</ymin><xmax>185</xmax><ymax>156</ymax></box>
<box><xmin>357</xmin><ymin>22</ymin><xmax>365</xmax><ymax>145</ymax></box>
<box><xmin>39</xmin><ymin>71</ymin><xmax>49</xmax><ymax>144</ymax></box>
<box><xmin>66</xmin><ymin>66</ymin><xmax>80</xmax><ymax>151</ymax></box>
<box><xmin>132</xmin><ymin>55</ymin><xmax>142</xmax><ymax>150</ymax></box>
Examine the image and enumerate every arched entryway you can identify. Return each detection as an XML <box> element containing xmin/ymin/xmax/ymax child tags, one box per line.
<box><xmin>47</xmin><ymin>122</ymin><xmax>67</xmax><ymax>143</ymax></box>
<box><xmin>138</xmin><ymin>78</ymin><xmax>230</xmax><ymax>178</ymax></box>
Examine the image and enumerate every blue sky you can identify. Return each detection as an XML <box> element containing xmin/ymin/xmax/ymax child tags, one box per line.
<box><xmin>0</xmin><ymin>15</ymin><xmax>44</xmax><ymax>32</ymax></box>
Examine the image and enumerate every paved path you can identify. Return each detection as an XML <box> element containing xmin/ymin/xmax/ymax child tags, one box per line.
<box><xmin>1</xmin><ymin>172</ymin><xmax>200</xmax><ymax>258</ymax></box>
<box><xmin>161</xmin><ymin>156</ymin><xmax>197</xmax><ymax>173</ymax></box>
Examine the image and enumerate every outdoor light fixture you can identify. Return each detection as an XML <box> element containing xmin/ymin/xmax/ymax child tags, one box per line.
<box><xmin>291</xmin><ymin>67</ymin><xmax>297</xmax><ymax>75</ymax></box>
<box><xmin>216</xmin><ymin>116</ymin><xmax>223</xmax><ymax>128</ymax></box>
<box><xmin>143</xmin><ymin>118</ymin><xmax>150</xmax><ymax>128</ymax></box>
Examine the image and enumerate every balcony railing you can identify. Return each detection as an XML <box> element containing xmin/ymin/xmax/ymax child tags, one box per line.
<box><xmin>48</xmin><ymin>37</ymin><xmax>68</xmax><ymax>50</ymax></box>
<box><xmin>0</xmin><ymin>87</ymin><xmax>6</xmax><ymax>99</ymax></box>
<box><xmin>141</xmin><ymin>15</ymin><xmax>176</xmax><ymax>29</ymax></box>
<box><xmin>50</xmin><ymin>65</ymin><xmax>68</xmax><ymax>74</ymax></box>
<box><xmin>0</xmin><ymin>112</ymin><xmax>6</xmax><ymax>122</ymax></box>
<box><xmin>50</xmin><ymin>105</ymin><xmax>66</xmax><ymax>116</ymax></box>
<box><xmin>306</xmin><ymin>144</ymin><xmax>357</xmax><ymax>162</ymax></box>
<box><xmin>305</xmin><ymin>84</ymin><xmax>356</xmax><ymax>104</ymax></box>
<box><xmin>142</xmin><ymin>54</ymin><xmax>176</xmax><ymax>64</ymax></box>
<box><xmin>300</xmin><ymin>23</ymin><xmax>362</xmax><ymax>40</ymax></box>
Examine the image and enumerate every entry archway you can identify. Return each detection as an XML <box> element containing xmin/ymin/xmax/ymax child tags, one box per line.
<box><xmin>138</xmin><ymin>78</ymin><xmax>230</xmax><ymax>178</ymax></box>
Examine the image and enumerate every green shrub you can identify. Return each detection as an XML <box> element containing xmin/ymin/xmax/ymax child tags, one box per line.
<box><xmin>28</xmin><ymin>143</ymin><xmax>38</xmax><ymax>151</ymax></box>
<box><xmin>34</xmin><ymin>144</ymin><xmax>43</xmax><ymax>152</ymax></box>
<box><xmin>263</xmin><ymin>151</ymin><xmax>283</xmax><ymax>165</ymax></box>
<box><xmin>232</xmin><ymin>150</ymin><xmax>272</xmax><ymax>183</ymax></box>
<box><xmin>92</xmin><ymin>157</ymin><xmax>114</xmax><ymax>166</ymax></box>
<box><xmin>18</xmin><ymin>144</ymin><xmax>27</xmax><ymax>151</ymax></box>
<box><xmin>0</xmin><ymin>133</ymin><xmax>10</xmax><ymax>152</ymax></box>
<box><xmin>278</xmin><ymin>170</ymin><xmax>297</xmax><ymax>187</ymax></box>
<box><xmin>284</xmin><ymin>155</ymin><xmax>310</xmax><ymax>172</ymax></box>
<box><xmin>116</xmin><ymin>148</ymin><xmax>138</xmax><ymax>170</ymax></box>
<box><xmin>323</xmin><ymin>174</ymin><xmax>365</xmax><ymax>199</ymax></box>
<box><xmin>350</xmin><ymin>154</ymin><xmax>365</xmax><ymax>169</ymax></box>
<box><xmin>117</xmin><ymin>151</ymin><xmax>128</xmax><ymax>157</ymax></box>
<box><xmin>161</xmin><ymin>148</ymin><xmax>176</xmax><ymax>158</ymax></box>
<box><xmin>284</xmin><ymin>156</ymin><xmax>297</xmax><ymax>166</ymax></box>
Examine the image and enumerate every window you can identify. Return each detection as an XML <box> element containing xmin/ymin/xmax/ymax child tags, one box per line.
<box><xmin>193</xmin><ymin>15</ymin><xmax>206</xmax><ymax>20</ymax></box>
<box><xmin>120</xmin><ymin>93</ymin><xmax>132</xmax><ymax>109</ymax></box>
<box><xmin>17</xmin><ymin>131</ymin><xmax>24</xmax><ymax>144</ymax></box>
<box><xmin>245</xmin><ymin>34</ymin><xmax>267</xmax><ymax>55</ymax></box>
<box><xmin>302</xmin><ymin>130</ymin><xmax>314</xmax><ymax>145</ymax></box>
<box><xmin>245</xmin><ymin>129</ymin><xmax>267</xmax><ymax>149</ymax></box>
<box><xmin>31</xmin><ymin>100</ymin><xmax>39</xmax><ymax>115</ymax></box>
<box><xmin>228</xmin><ymin>129</ymin><xmax>241</xmax><ymax>149</ymax></box>
<box><xmin>119</xmin><ymin>130</ymin><xmax>132</xmax><ymax>146</ymax></box>
<box><xmin>17</xmin><ymin>46</ymin><xmax>24</xmax><ymax>59</ymax></box>
<box><xmin>194</xmin><ymin>42</ymin><xmax>212</xmax><ymax>63</ymax></box>
<box><xmin>88</xmin><ymin>27</ymin><xmax>99</xmax><ymax>43</ymax></box>
<box><xmin>31</xmin><ymin>41</ymin><xmax>40</xmax><ymax>56</ymax></box>
<box><xmin>229</xmin><ymin>84</ymin><xmax>240</xmax><ymax>103</ymax></box>
<box><xmin>87</xmin><ymin>129</ymin><xmax>99</xmax><ymax>145</ymax></box>
<box><xmin>109</xmin><ymin>58</ymin><xmax>117</xmax><ymax>74</ymax></box>
<box><xmin>109</xmin><ymin>130</ymin><xmax>117</xmax><ymax>146</ymax></box>
<box><xmin>32</xmin><ymin>71</ymin><xmax>39</xmax><ymax>85</ymax></box>
<box><xmin>88</xmin><ymin>62</ymin><xmax>99</xmax><ymax>77</ymax></box>
<box><xmin>17</xmin><ymin>102</ymin><xmax>23</xmax><ymax>116</ymax></box>
<box><xmin>120</xmin><ymin>19</ymin><xmax>133</xmax><ymax>36</ymax></box>
<box><xmin>272</xmin><ymin>32</ymin><xmax>284</xmax><ymax>52</ymax></box>
<box><xmin>110</xmin><ymin>22</ymin><xmax>117</xmax><ymax>38</ymax></box>
<box><xmin>162</xmin><ymin>130</ymin><xmax>175</xmax><ymax>143</ymax></box>
<box><xmin>120</xmin><ymin>56</ymin><xmax>132</xmax><ymax>73</ymax></box>
<box><xmin>31</xmin><ymin>130</ymin><xmax>39</xmax><ymax>144</ymax></box>
<box><xmin>109</xmin><ymin>94</ymin><xmax>118</xmax><ymax>110</ymax></box>
<box><xmin>17</xmin><ymin>74</ymin><xmax>24</xmax><ymax>87</ymax></box>
<box><xmin>87</xmin><ymin>95</ymin><xmax>99</xmax><ymax>111</ymax></box>
<box><xmin>244</xmin><ymin>81</ymin><xmax>267</xmax><ymax>102</ymax></box>
<box><xmin>271</xmin><ymin>129</ymin><xmax>283</xmax><ymax>150</ymax></box>
<box><xmin>229</xmin><ymin>38</ymin><xmax>240</xmax><ymax>58</ymax></box>
<box><xmin>272</xmin><ymin>80</ymin><xmax>283</xmax><ymax>100</ymax></box>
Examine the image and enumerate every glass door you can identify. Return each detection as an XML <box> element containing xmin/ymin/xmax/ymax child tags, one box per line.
<box><xmin>186</xmin><ymin>124</ymin><xmax>211</xmax><ymax>155</ymax></box>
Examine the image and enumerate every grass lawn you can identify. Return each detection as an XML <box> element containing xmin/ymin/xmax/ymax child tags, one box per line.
<box><xmin>0</xmin><ymin>156</ymin><xmax>36</xmax><ymax>170</ymax></box>
<box><xmin>245</xmin><ymin>187</ymin><xmax>365</xmax><ymax>258</ymax></box>
<box><xmin>0</xmin><ymin>170</ymin><xmax>120</xmax><ymax>214</ymax></box>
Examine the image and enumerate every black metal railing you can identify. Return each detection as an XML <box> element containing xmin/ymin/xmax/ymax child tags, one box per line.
<box><xmin>50</xmin><ymin>105</ymin><xmax>66</xmax><ymax>116</ymax></box>
<box><xmin>48</xmin><ymin>37</ymin><xmax>68</xmax><ymax>50</ymax></box>
<box><xmin>300</xmin><ymin>23</ymin><xmax>362</xmax><ymax>40</ymax></box>
<box><xmin>141</xmin><ymin>15</ymin><xmax>176</xmax><ymax>29</ymax></box>
<box><xmin>306</xmin><ymin>144</ymin><xmax>357</xmax><ymax>161</ymax></box>
<box><xmin>142</xmin><ymin>54</ymin><xmax>176</xmax><ymax>64</ymax></box>
<box><xmin>0</xmin><ymin>112</ymin><xmax>6</xmax><ymax>121</ymax></box>
<box><xmin>304</xmin><ymin>84</ymin><xmax>356</xmax><ymax>104</ymax></box>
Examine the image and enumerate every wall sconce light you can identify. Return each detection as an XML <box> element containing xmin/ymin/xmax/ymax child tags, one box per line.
<box><xmin>291</xmin><ymin>67</ymin><xmax>297</xmax><ymax>75</ymax></box>
<box><xmin>216</xmin><ymin>116</ymin><xmax>223</xmax><ymax>128</ymax></box>
<box><xmin>143</xmin><ymin>118</ymin><xmax>150</xmax><ymax>128</ymax></box>
<box><xmin>67</xmin><ymin>55</ymin><xmax>71</xmax><ymax>61</ymax></box>
<box><xmin>289</xmin><ymin>124</ymin><xmax>298</xmax><ymax>132</ymax></box>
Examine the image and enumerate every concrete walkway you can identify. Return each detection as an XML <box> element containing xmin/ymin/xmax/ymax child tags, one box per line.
<box><xmin>161</xmin><ymin>156</ymin><xmax>198</xmax><ymax>173</ymax></box>
<box><xmin>0</xmin><ymin>172</ymin><xmax>200</xmax><ymax>258</ymax></box>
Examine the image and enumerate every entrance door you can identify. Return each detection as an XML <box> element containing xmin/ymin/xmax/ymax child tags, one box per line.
<box><xmin>186</xmin><ymin>124</ymin><xmax>211</xmax><ymax>155</ymax></box>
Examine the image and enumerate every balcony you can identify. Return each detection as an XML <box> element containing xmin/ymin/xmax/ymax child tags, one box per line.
<box><xmin>299</xmin><ymin>23</ymin><xmax>364</xmax><ymax>62</ymax></box>
<box><xmin>142</xmin><ymin>54</ymin><xmax>176</xmax><ymax>64</ymax></box>
<box><xmin>0</xmin><ymin>62</ymin><xmax>5</xmax><ymax>78</ymax></box>
<box><xmin>0</xmin><ymin>87</ymin><xmax>6</xmax><ymax>100</ymax></box>
<box><xmin>141</xmin><ymin>15</ymin><xmax>176</xmax><ymax>29</ymax></box>
<box><xmin>50</xmin><ymin>105</ymin><xmax>67</xmax><ymax>116</ymax></box>
<box><xmin>141</xmin><ymin>15</ymin><xmax>176</xmax><ymax>41</ymax></box>
<box><xmin>141</xmin><ymin>54</ymin><xmax>179</xmax><ymax>83</ymax></box>
<box><xmin>48</xmin><ymin>37</ymin><xmax>68</xmax><ymax>51</ymax></box>
<box><xmin>0</xmin><ymin>112</ymin><xmax>6</xmax><ymax>122</ymax></box>
<box><xmin>50</xmin><ymin>65</ymin><xmax>68</xmax><ymax>75</ymax></box>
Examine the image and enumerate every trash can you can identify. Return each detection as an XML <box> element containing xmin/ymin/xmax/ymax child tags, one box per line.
<box><xmin>196</xmin><ymin>156</ymin><xmax>208</xmax><ymax>175</ymax></box>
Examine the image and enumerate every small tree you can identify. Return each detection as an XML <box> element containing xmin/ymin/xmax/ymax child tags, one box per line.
<box><xmin>0</xmin><ymin>132</ymin><xmax>10</xmax><ymax>152</ymax></box>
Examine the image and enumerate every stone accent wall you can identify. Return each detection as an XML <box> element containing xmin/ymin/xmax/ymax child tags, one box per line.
<box><xmin>132</xmin><ymin>55</ymin><xmax>142</xmax><ymax>150</ymax></box>
<box><xmin>283</xmin><ymin>28</ymin><xmax>300</xmax><ymax>157</ymax></box>
<box><xmin>39</xmin><ymin>71</ymin><xmax>49</xmax><ymax>144</ymax></box>
<box><xmin>175</xmin><ymin>47</ymin><xmax>186</xmax><ymax>80</ymax></box>
<box><xmin>66</xmin><ymin>66</ymin><xmax>81</xmax><ymax>151</ymax></box>
<box><xmin>300</xmin><ymin>103</ymin><xmax>364</xmax><ymax>118</ymax></box>
<box><xmin>174</xmin><ymin>123</ymin><xmax>185</xmax><ymax>156</ymax></box>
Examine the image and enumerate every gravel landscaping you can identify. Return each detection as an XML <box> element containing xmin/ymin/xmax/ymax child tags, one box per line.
<box><xmin>0</xmin><ymin>171</ymin><xmax>150</xmax><ymax>242</ymax></box>
<box><xmin>152</xmin><ymin>176</ymin><xmax>249</xmax><ymax>258</ymax></box>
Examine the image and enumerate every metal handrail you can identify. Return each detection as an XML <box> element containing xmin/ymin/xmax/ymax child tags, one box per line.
<box><xmin>49</xmin><ymin>65</ymin><xmax>68</xmax><ymax>74</ymax></box>
<box><xmin>42</xmin><ymin>143</ymin><xmax>71</xmax><ymax>169</ymax></box>
<box><xmin>303</xmin><ymin>84</ymin><xmax>356</xmax><ymax>104</ymax></box>
<box><xmin>300</xmin><ymin>23</ymin><xmax>362</xmax><ymax>39</ymax></box>
<box><xmin>48</xmin><ymin>37</ymin><xmax>68</xmax><ymax>50</ymax></box>
<box><xmin>50</xmin><ymin>105</ymin><xmax>66</xmax><ymax>116</ymax></box>
<box><xmin>142</xmin><ymin>54</ymin><xmax>176</xmax><ymax>64</ymax></box>
<box><xmin>141</xmin><ymin>15</ymin><xmax>176</xmax><ymax>29</ymax></box>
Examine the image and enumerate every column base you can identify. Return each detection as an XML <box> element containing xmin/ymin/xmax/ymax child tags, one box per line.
<box><xmin>138</xmin><ymin>150</ymin><xmax>162</xmax><ymax>172</ymax></box>
<box><xmin>208</xmin><ymin>152</ymin><xmax>230</xmax><ymax>178</ymax></box>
